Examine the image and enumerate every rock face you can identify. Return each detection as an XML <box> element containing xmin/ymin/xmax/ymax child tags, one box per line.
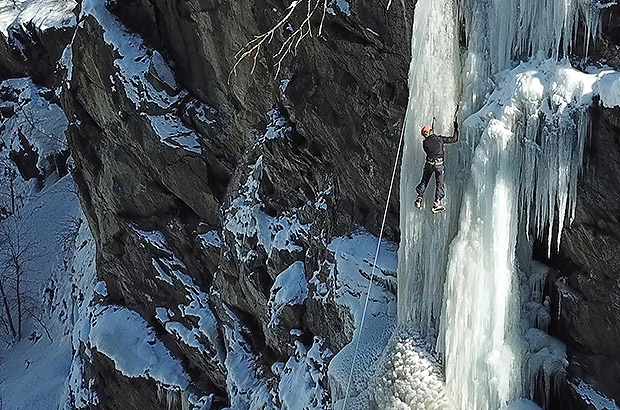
<box><xmin>546</xmin><ymin>102</ymin><xmax>620</xmax><ymax>409</ymax></box>
<box><xmin>60</xmin><ymin>0</ymin><xmax>410</xmax><ymax>407</ymax></box>
<box><xmin>540</xmin><ymin>5</ymin><xmax>620</xmax><ymax>409</ymax></box>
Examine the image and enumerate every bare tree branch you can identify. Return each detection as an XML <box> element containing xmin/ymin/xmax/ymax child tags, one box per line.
<box><xmin>228</xmin><ymin>0</ymin><xmax>330</xmax><ymax>83</ymax></box>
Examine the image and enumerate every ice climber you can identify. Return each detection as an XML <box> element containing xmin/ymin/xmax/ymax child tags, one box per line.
<box><xmin>414</xmin><ymin>121</ymin><xmax>459</xmax><ymax>214</ymax></box>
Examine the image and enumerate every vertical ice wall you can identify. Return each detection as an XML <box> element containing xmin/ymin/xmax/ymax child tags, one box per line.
<box><xmin>398</xmin><ymin>0</ymin><xmax>601</xmax><ymax>409</ymax></box>
<box><xmin>397</xmin><ymin>0</ymin><xmax>461</xmax><ymax>337</ymax></box>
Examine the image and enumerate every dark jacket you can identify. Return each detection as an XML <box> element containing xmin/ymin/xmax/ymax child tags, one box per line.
<box><xmin>422</xmin><ymin>129</ymin><xmax>459</xmax><ymax>160</ymax></box>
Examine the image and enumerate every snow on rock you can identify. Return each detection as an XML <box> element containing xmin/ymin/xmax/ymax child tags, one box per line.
<box><xmin>93</xmin><ymin>280</ymin><xmax>108</xmax><ymax>297</ymax></box>
<box><xmin>275</xmin><ymin>337</ymin><xmax>333</xmax><ymax>409</ymax></box>
<box><xmin>222</xmin><ymin>306</ymin><xmax>278</xmax><ymax>410</ymax></box>
<box><xmin>59</xmin><ymin>44</ymin><xmax>74</xmax><ymax>84</ymax></box>
<box><xmin>263</xmin><ymin>108</ymin><xmax>291</xmax><ymax>141</ymax></box>
<box><xmin>181</xmin><ymin>296</ymin><xmax>226</xmax><ymax>365</ymax></box>
<box><xmin>570</xmin><ymin>379</ymin><xmax>620</xmax><ymax>410</ymax></box>
<box><xmin>224</xmin><ymin>156</ymin><xmax>309</xmax><ymax>261</ymax></box>
<box><xmin>61</xmin><ymin>209</ymin><xmax>99</xmax><ymax>410</ymax></box>
<box><xmin>80</xmin><ymin>0</ymin><xmax>203</xmax><ymax>154</ymax></box>
<box><xmin>326</xmin><ymin>0</ymin><xmax>352</xmax><ymax>16</ymax></box>
<box><xmin>268</xmin><ymin>261</ymin><xmax>308</xmax><ymax>326</ymax></box>
<box><xmin>221</xmin><ymin>305</ymin><xmax>333</xmax><ymax>410</ymax></box>
<box><xmin>133</xmin><ymin>227</ymin><xmax>226</xmax><ymax>366</ymax></box>
<box><xmin>0</xmin><ymin>78</ymin><xmax>69</xmax><ymax>159</ymax></box>
<box><xmin>88</xmin><ymin>304</ymin><xmax>190</xmax><ymax>389</ymax></box>
<box><xmin>199</xmin><ymin>230</ymin><xmax>222</xmax><ymax>248</ymax></box>
<box><xmin>595</xmin><ymin>0</ymin><xmax>619</xmax><ymax>9</ymax></box>
<box><xmin>155</xmin><ymin>307</ymin><xmax>204</xmax><ymax>351</ymax></box>
<box><xmin>0</xmin><ymin>78</ymin><xmax>69</xmax><ymax>213</ymax></box>
<box><xmin>149</xmin><ymin>114</ymin><xmax>202</xmax><ymax>154</ymax></box>
<box><xmin>593</xmin><ymin>70</ymin><xmax>620</xmax><ymax>108</ymax></box>
<box><xmin>0</xmin><ymin>0</ymin><xmax>76</xmax><ymax>35</ymax></box>
<box><xmin>318</xmin><ymin>231</ymin><xmax>398</xmax><ymax>408</ymax></box>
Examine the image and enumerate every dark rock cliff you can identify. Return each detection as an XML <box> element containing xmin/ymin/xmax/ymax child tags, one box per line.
<box><xmin>60</xmin><ymin>0</ymin><xmax>410</xmax><ymax>407</ymax></box>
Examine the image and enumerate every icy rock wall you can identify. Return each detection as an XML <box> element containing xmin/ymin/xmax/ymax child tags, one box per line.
<box><xmin>398</xmin><ymin>0</ymin><xmax>603</xmax><ymax>409</ymax></box>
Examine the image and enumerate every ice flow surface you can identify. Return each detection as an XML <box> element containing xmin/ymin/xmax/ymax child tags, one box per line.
<box><xmin>395</xmin><ymin>0</ymin><xmax>605</xmax><ymax>409</ymax></box>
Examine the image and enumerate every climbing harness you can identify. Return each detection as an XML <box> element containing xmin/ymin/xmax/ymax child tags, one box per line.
<box><xmin>426</xmin><ymin>158</ymin><xmax>444</xmax><ymax>165</ymax></box>
<box><xmin>341</xmin><ymin>124</ymin><xmax>405</xmax><ymax>410</ymax></box>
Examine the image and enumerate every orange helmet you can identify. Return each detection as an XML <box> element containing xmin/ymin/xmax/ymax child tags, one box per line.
<box><xmin>421</xmin><ymin>125</ymin><xmax>433</xmax><ymax>137</ymax></box>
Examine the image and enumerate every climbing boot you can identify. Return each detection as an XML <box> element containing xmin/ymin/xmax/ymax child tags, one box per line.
<box><xmin>432</xmin><ymin>200</ymin><xmax>445</xmax><ymax>214</ymax></box>
<box><xmin>414</xmin><ymin>195</ymin><xmax>423</xmax><ymax>209</ymax></box>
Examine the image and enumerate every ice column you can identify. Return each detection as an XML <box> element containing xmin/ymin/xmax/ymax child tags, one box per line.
<box><xmin>397</xmin><ymin>0</ymin><xmax>462</xmax><ymax>338</ymax></box>
<box><xmin>398</xmin><ymin>0</ymin><xmax>601</xmax><ymax>409</ymax></box>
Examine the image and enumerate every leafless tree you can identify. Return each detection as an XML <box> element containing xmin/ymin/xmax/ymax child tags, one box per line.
<box><xmin>0</xmin><ymin>215</ymin><xmax>37</xmax><ymax>341</ymax></box>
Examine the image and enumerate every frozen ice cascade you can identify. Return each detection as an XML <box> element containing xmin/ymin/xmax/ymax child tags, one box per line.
<box><xmin>379</xmin><ymin>0</ymin><xmax>611</xmax><ymax>409</ymax></box>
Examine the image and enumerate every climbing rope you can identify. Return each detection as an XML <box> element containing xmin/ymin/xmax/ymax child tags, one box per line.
<box><xmin>341</xmin><ymin>125</ymin><xmax>406</xmax><ymax>409</ymax></box>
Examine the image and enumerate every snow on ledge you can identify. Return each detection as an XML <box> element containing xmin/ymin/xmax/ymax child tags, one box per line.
<box><xmin>0</xmin><ymin>0</ymin><xmax>76</xmax><ymax>36</ymax></box>
<box><xmin>268</xmin><ymin>261</ymin><xmax>308</xmax><ymax>326</ymax></box>
<box><xmin>570</xmin><ymin>379</ymin><xmax>620</xmax><ymax>410</ymax></box>
<box><xmin>593</xmin><ymin>70</ymin><xmax>620</xmax><ymax>108</ymax></box>
<box><xmin>88</xmin><ymin>305</ymin><xmax>189</xmax><ymax>389</ymax></box>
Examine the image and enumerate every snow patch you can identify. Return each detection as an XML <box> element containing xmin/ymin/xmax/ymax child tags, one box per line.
<box><xmin>326</xmin><ymin>0</ymin><xmax>351</xmax><ymax>16</ymax></box>
<box><xmin>365</xmin><ymin>27</ymin><xmax>380</xmax><ymax>37</ymax></box>
<box><xmin>279</xmin><ymin>79</ymin><xmax>290</xmax><ymax>93</ymax></box>
<box><xmin>0</xmin><ymin>0</ymin><xmax>76</xmax><ymax>35</ymax></box>
<box><xmin>222</xmin><ymin>306</ymin><xmax>277</xmax><ymax>410</ymax></box>
<box><xmin>263</xmin><ymin>108</ymin><xmax>291</xmax><ymax>141</ymax></box>
<box><xmin>593</xmin><ymin>70</ymin><xmax>620</xmax><ymax>108</ymax></box>
<box><xmin>133</xmin><ymin>227</ymin><xmax>226</xmax><ymax>365</ymax></box>
<box><xmin>224</xmin><ymin>156</ymin><xmax>309</xmax><ymax>261</ymax></box>
<box><xmin>0</xmin><ymin>78</ymin><xmax>69</xmax><ymax>210</ymax></box>
<box><xmin>275</xmin><ymin>337</ymin><xmax>333</xmax><ymax>409</ymax></box>
<box><xmin>149</xmin><ymin>114</ymin><xmax>202</xmax><ymax>154</ymax></box>
<box><xmin>318</xmin><ymin>231</ymin><xmax>398</xmax><ymax>408</ymax></box>
<box><xmin>268</xmin><ymin>261</ymin><xmax>308</xmax><ymax>326</ymax></box>
<box><xmin>88</xmin><ymin>305</ymin><xmax>189</xmax><ymax>389</ymax></box>
<box><xmin>595</xmin><ymin>0</ymin><xmax>618</xmax><ymax>9</ymax></box>
<box><xmin>93</xmin><ymin>281</ymin><xmax>108</xmax><ymax>297</ymax></box>
<box><xmin>570</xmin><ymin>379</ymin><xmax>620</xmax><ymax>410</ymax></box>
<box><xmin>199</xmin><ymin>230</ymin><xmax>222</xmax><ymax>248</ymax></box>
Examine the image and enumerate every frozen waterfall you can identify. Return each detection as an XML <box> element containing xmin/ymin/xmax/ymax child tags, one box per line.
<box><xmin>395</xmin><ymin>0</ymin><xmax>603</xmax><ymax>409</ymax></box>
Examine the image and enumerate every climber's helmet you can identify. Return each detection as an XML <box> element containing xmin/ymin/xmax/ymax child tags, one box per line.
<box><xmin>421</xmin><ymin>125</ymin><xmax>433</xmax><ymax>138</ymax></box>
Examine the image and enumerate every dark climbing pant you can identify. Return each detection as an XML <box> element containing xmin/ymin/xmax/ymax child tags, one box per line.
<box><xmin>416</xmin><ymin>162</ymin><xmax>445</xmax><ymax>202</ymax></box>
